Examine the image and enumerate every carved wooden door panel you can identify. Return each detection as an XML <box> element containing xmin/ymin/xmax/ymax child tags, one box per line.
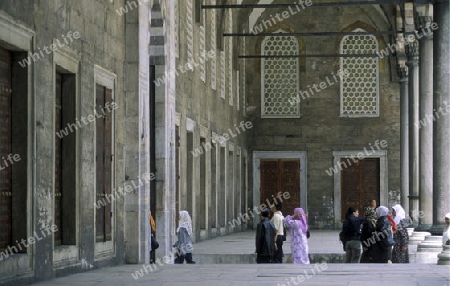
<box><xmin>260</xmin><ymin>159</ymin><xmax>300</xmax><ymax>214</ymax></box>
<box><xmin>341</xmin><ymin>158</ymin><xmax>380</xmax><ymax>220</ymax></box>
<box><xmin>260</xmin><ymin>159</ymin><xmax>278</xmax><ymax>210</ymax></box>
<box><xmin>0</xmin><ymin>47</ymin><xmax>11</xmax><ymax>250</ymax></box>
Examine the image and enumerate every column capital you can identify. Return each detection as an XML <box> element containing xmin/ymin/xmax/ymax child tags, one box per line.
<box><xmin>406</xmin><ymin>41</ymin><xmax>419</xmax><ymax>64</ymax></box>
<box><xmin>415</xmin><ymin>15</ymin><xmax>435</xmax><ymax>39</ymax></box>
<box><xmin>397</xmin><ymin>65</ymin><xmax>409</xmax><ymax>81</ymax></box>
<box><xmin>415</xmin><ymin>16</ymin><xmax>433</xmax><ymax>29</ymax></box>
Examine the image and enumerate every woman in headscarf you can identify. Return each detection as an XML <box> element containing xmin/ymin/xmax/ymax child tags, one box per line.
<box><xmin>284</xmin><ymin>207</ymin><xmax>309</xmax><ymax>264</ymax></box>
<box><xmin>372</xmin><ymin>206</ymin><xmax>394</xmax><ymax>263</ymax></box>
<box><xmin>391</xmin><ymin>204</ymin><xmax>409</xmax><ymax>263</ymax></box>
<box><xmin>360</xmin><ymin>207</ymin><xmax>377</xmax><ymax>263</ymax></box>
<box><xmin>174</xmin><ymin>210</ymin><xmax>196</xmax><ymax>264</ymax></box>
<box><xmin>443</xmin><ymin>213</ymin><xmax>450</xmax><ymax>246</ymax></box>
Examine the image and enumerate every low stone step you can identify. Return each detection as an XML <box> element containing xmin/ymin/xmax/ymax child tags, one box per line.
<box><xmin>194</xmin><ymin>253</ymin><xmax>346</xmax><ymax>264</ymax></box>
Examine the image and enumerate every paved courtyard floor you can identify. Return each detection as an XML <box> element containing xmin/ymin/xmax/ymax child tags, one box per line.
<box><xmin>32</xmin><ymin>263</ymin><xmax>450</xmax><ymax>286</ymax></box>
<box><xmin>31</xmin><ymin>230</ymin><xmax>450</xmax><ymax>285</ymax></box>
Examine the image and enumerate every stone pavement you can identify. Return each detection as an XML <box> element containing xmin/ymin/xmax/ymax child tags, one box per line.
<box><xmin>31</xmin><ymin>230</ymin><xmax>450</xmax><ymax>285</ymax></box>
<box><xmin>32</xmin><ymin>263</ymin><xmax>450</xmax><ymax>286</ymax></box>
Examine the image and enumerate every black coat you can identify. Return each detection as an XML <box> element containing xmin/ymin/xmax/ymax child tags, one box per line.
<box><xmin>255</xmin><ymin>218</ymin><xmax>275</xmax><ymax>258</ymax></box>
<box><xmin>371</xmin><ymin>216</ymin><xmax>394</xmax><ymax>263</ymax></box>
<box><xmin>343</xmin><ymin>215</ymin><xmax>363</xmax><ymax>241</ymax></box>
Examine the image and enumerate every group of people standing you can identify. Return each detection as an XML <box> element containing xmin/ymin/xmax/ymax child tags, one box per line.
<box><xmin>255</xmin><ymin>202</ymin><xmax>310</xmax><ymax>264</ymax></box>
<box><xmin>159</xmin><ymin>206</ymin><xmax>450</xmax><ymax>265</ymax></box>
<box><xmin>342</xmin><ymin>201</ymin><xmax>410</xmax><ymax>263</ymax></box>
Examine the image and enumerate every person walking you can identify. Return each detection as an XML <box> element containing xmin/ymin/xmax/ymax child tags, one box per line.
<box><xmin>342</xmin><ymin>207</ymin><xmax>363</xmax><ymax>263</ymax></box>
<box><xmin>284</xmin><ymin>207</ymin><xmax>310</xmax><ymax>264</ymax></box>
<box><xmin>174</xmin><ymin>210</ymin><xmax>196</xmax><ymax>264</ymax></box>
<box><xmin>271</xmin><ymin>202</ymin><xmax>284</xmax><ymax>263</ymax></box>
<box><xmin>360</xmin><ymin>207</ymin><xmax>377</xmax><ymax>263</ymax></box>
<box><xmin>255</xmin><ymin>208</ymin><xmax>275</xmax><ymax>263</ymax></box>
<box><xmin>372</xmin><ymin>206</ymin><xmax>394</xmax><ymax>263</ymax></box>
<box><xmin>391</xmin><ymin>204</ymin><xmax>409</xmax><ymax>263</ymax></box>
<box><xmin>149</xmin><ymin>211</ymin><xmax>157</xmax><ymax>263</ymax></box>
<box><xmin>443</xmin><ymin>213</ymin><xmax>450</xmax><ymax>246</ymax></box>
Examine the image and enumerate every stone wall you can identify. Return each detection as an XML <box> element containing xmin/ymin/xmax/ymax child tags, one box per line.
<box><xmin>0</xmin><ymin>0</ymin><xmax>147</xmax><ymax>284</ymax></box>
<box><xmin>244</xmin><ymin>5</ymin><xmax>401</xmax><ymax>228</ymax></box>
<box><xmin>173</xmin><ymin>0</ymin><xmax>250</xmax><ymax>242</ymax></box>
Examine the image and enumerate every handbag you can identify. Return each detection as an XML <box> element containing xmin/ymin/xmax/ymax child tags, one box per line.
<box><xmin>151</xmin><ymin>235</ymin><xmax>159</xmax><ymax>250</ymax></box>
<box><xmin>339</xmin><ymin>231</ymin><xmax>347</xmax><ymax>251</ymax></box>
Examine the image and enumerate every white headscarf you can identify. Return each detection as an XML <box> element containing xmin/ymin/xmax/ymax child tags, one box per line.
<box><xmin>376</xmin><ymin>206</ymin><xmax>389</xmax><ymax>217</ymax></box>
<box><xmin>177</xmin><ymin>210</ymin><xmax>193</xmax><ymax>236</ymax></box>
<box><xmin>392</xmin><ymin>204</ymin><xmax>406</xmax><ymax>225</ymax></box>
<box><xmin>443</xmin><ymin>212</ymin><xmax>450</xmax><ymax>246</ymax></box>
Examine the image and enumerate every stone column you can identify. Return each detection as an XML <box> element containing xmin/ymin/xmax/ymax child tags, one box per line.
<box><xmin>406</xmin><ymin>41</ymin><xmax>420</xmax><ymax>227</ymax></box>
<box><xmin>398</xmin><ymin>64</ymin><xmax>409</xmax><ymax>215</ymax></box>
<box><xmin>431</xmin><ymin>0</ymin><xmax>450</xmax><ymax>235</ymax></box>
<box><xmin>417</xmin><ymin>16</ymin><xmax>434</xmax><ymax>231</ymax></box>
<box><xmin>152</xmin><ymin>0</ymin><xmax>178</xmax><ymax>260</ymax></box>
<box><xmin>123</xmin><ymin>3</ymin><xmax>151</xmax><ymax>264</ymax></box>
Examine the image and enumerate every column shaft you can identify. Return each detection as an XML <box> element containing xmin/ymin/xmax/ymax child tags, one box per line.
<box><xmin>418</xmin><ymin>24</ymin><xmax>433</xmax><ymax>230</ymax></box>
<box><xmin>398</xmin><ymin>66</ymin><xmax>409</xmax><ymax>215</ymax></box>
<box><xmin>431</xmin><ymin>0</ymin><xmax>450</xmax><ymax>234</ymax></box>
<box><xmin>406</xmin><ymin>42</ymin><xmax>420</xmax><ymax>226</ymax></box>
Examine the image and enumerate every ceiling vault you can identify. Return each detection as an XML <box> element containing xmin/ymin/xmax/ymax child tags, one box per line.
<box><xmin>202</xmin><ymin>0</ymin><xmax>414</xmax><ymax>9</ymax></box>
<box><xmin>238</xmin><ymin>54</ymin><xmax>394</xmax><ymax>58</ymax></box>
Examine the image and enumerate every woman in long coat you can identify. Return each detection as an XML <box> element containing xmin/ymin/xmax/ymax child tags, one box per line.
<box><xmin>174</xmin><ymin>210</ymin><xmax>196</xmax><ymax>264</ymax></box>
<box><xmin>391</xmin><ymin>204</ymin><xmax>409</xmax><ymax>263</ymax></box>
<box><xmin>284</xmin><ymin>207</ymin><xmax>309</xmax><ymax>264</ymax></box>
<box><xmin>372</xmin><ymin>206</ymin><xmax>394</xmax><ymax>263</ymax></box>
<box><xmin>360</xmin><ymin>207</ymin><xmax>377</xmax><ymax>263</ymax></box>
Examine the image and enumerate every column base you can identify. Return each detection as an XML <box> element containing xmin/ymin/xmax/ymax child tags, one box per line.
<box><xmin>416</xmin><ymin>236</ymin><xmax>443</xmax><ymax>264</ymax></box>
<box><xmin>438</xmin><ymin>245</ymin><xmax>450</xmax><ymax>265</ymax></box>
<box><xmin>414</xmin><ymin>224</ymin><xmax>432</xmax><ymax>232</ymax></box>
<box><xmin>409</xmin><ymin>231</ymin><xmax>431</xmax><ymax>245</ymax></box>
<box><xmin>408</xmin><ymin>221</ymin><xmax>419</xmax><ymax>228</ymax></box>
<box><xmin>429</xmin><ymin>224</ymin><xmax>445</xmax><ymax>235</ymax></box>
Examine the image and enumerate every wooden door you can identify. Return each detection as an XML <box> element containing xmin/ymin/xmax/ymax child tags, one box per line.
<box><xmin>0</xmin><ymin>47</ymin><xmax>11</xmax><ymax>250</ymax></box>
<box><xmin>95</xmin><ymin>84</ymin><xmax>113</xmax><ymax>242</ymax></box>
<box><xmin>260</xmin><ymin>159</ymin><xmax>300</xmax><ymax>215</ymax></box>
<box><xmin>55</xmin><ymin>72</ymin><xmax>62</xmax><ymax>246</ymax></box>
<box><xmin>341</xmin><ymin>158</ymin><xmax>380</xmax><ymax>220</ymax></box>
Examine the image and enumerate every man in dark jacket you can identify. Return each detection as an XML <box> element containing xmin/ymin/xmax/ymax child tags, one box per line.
<box><xmin>343</xmin><ymin>207</ymin><xmax>363</xmax><ymax>263</ymax></box>
<box><xmin>255</xmin><ymin>208</ymin><xmax>275</xmax><ymax>263</ymax></box>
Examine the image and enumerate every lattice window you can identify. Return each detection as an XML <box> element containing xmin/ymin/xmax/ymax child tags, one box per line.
<box><xmin>261</xmin><ymin>33</ymin><xmax>299</xmax><ymax>118</ymax></box>
<box><xmin>210</xmin><ymin>0</ymin><xmax>217</xmax><ymax>90</ymax></box>
<box><xmin>340</xmin><ymin>29</ymin><xmax>379</xmax><ymax>117</ymax></box>
<box><xmin>186</xmin><ymin>0</ymin><xmax>194</xmax><ymax>66</ymax></box>
<box><xmin>228</xmin><ymin>10</ymin><xmax>233</xmax><ymax>106</ymax></box>
<box><xmin>220</xmin><ymin>50</ymin><xmax>225</xmax><ymax>98</ymax></box>
<box><xmin>199</xmin><ymin>0</ymin><xmax>206</xmax><ymax>82</ymax></box>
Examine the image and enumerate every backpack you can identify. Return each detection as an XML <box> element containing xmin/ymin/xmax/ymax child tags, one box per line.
<box><xmin>339</xmin><ymin>231</ymin><xmax>347</xmax><ymax>251</ymax></box>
